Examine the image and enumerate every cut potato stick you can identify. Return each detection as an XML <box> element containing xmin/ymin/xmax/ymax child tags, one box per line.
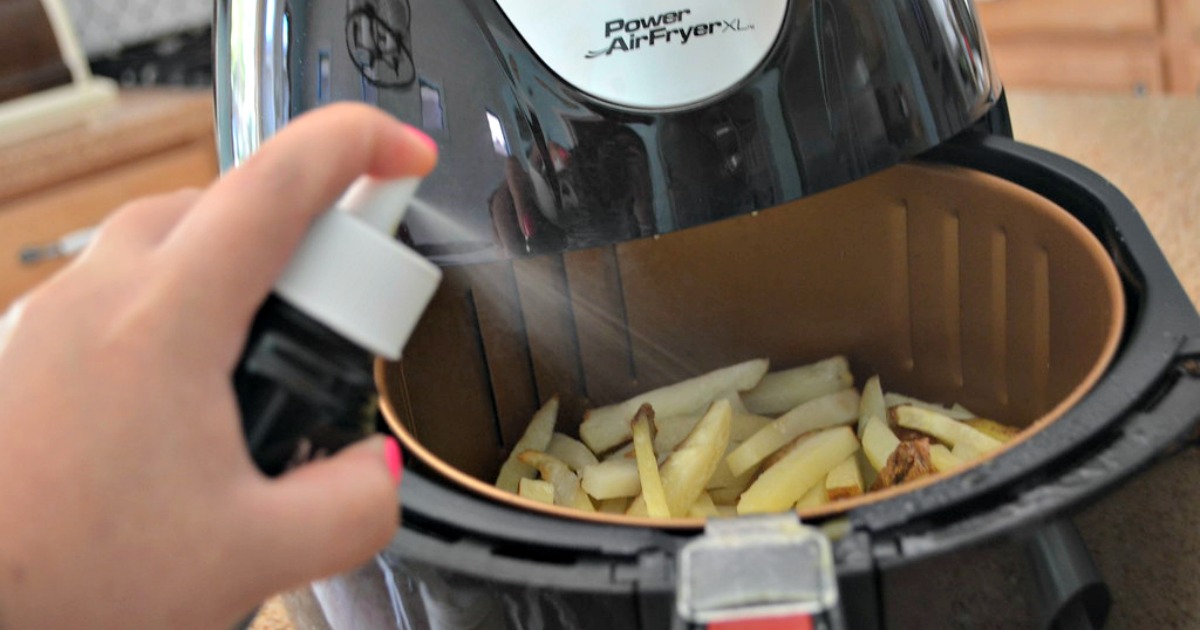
<box><xmin>825</xmin><ymin>454</ymin><xmax>864</xmax><ymax>501</ymax></box>
<box><xmin>546</xmin><ymin>433</ymin><xmax>599</xmax><ymax>472</ymax></box>
<box><xmin>929</xmin><ymin>444</ymin><xmax>963</xmax><ymax>473</ymax></box>
<box><xmin>730</xmin><ymin>412</ymin><xmax>772</xmax><ymax>442</ymax></box>
<box><xmin>631</xmin><ymin>405</ymin><xmax>670</xmax><ymax>519</ymax></box>
<box><xmin>795</xmin><ymin>483</ymin><xmax>829</xmax><ymax>510</ymax></box>
<box><xmin>964</xmin><ymin>418</ymin><xmax>1020</xmax><ymax>443</ymax></box>
<box><xmin>518</xmin><ymin>478</ymin><xmax>555</xmax><ymax>505</ymax></box>
<box><xmin>861</xmin><ymin>416</ymin><xmax>901</xmax><ymax>472</ymax></box>
<box><xmin>654</xmin><ymin>414</ymin><xmax>701</xmax><ymax>453</ymax></box>
<box><xmin>895</xmin><ymin>406</ymin><xmax>1003</xmax><ymax>454</ymax></box>
<box><xmin>715</xmin><ymin>505</ymin><xmax>739</xmax><ymax>518</ymax></box>
<box><xmin>604</xmin><ymin>442</ymin><xmax>635</xmax><ymax>461</ymax></box>
<box><xmin>628</xmin><ymin>399</ymin><xmax>732</xmax><ymax>517</ymax></box>
<box><xmin>688</xmin><ymin>491</ymin><xmax>720</xmax><ymax>518</ymax></box>
<box><xmin>738</xmin><ymin>426</ymin><xmax>860</xmax><ymax>514</ymax></box>
<box><xmin>517</xmin><ymin>451</ymin><xmax>595</xmax><ymax>512</ymax></box>
<box><xmin>599</xmin><ymin>497</ymin><xmax>630</xmax><ymax>514</ymax></box>
<box><xmin>495</xmin><ymin>397</ymin><xmax>559</xmax><ymax>492</ymax></box>
<box><xmin>856</xmin><ymin>449</ymin><xmax>878</xmax><ymax>491</ymax></box>
<box><xmin>705</xmin><ymin>441</ymin><xmax>742</xmax><ymax>489</ymax></box>
<box><xmin>580</xmin><ymin>359</ymin><xmax>768</xmax><ymax>453</ymax></box>
<box><xmin>726</xmin><ymin>389</ymin><xmax>860</xmax><ymax>477</ymax></box>
<box><xmin>580</xmin><ymin>459</ymin><xmax>641</xmax><ymax>500</ymax></box>
<box><xmin>741</xmin><ymin>355</ymin><xmax>853</xmax><ymax>416</ymax></box>
<box><xmin>884</xmin><ymin>393</ymin><xmax>975</xmax><ymax>420</ymax></box>
<box><xmin>858</xmin><ymin>375</ymin><xmax>886</xmax><ymax>438</ymax></box>
<box><xmin>951</xmin><ymin>441</ymin><xmax>986</xmax><ymax>463</ymax></box>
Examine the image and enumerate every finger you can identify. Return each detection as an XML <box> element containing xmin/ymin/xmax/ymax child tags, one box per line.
<box><xmin>89</xmin><ymin>188</ymin><xmax>203</xmax><ymax>256</ymax></box>
<box><xmin>252</xmin><ymin>436</ymin><xmax>399</xmax><ymax>587</ymax></box>
<box><xmin>161</xmin><ymin>104</ymin><xmax>437</xmax><ymax>342</ymax></box>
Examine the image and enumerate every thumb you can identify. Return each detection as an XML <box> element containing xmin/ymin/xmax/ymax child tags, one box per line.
<box><xmin>256</xmin><ymin>435</ymin><xmax>401</xmax><ymax>588</ymax></box>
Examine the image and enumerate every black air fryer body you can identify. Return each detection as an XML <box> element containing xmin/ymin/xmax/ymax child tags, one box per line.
<box><xmin>214</xmin><ymin>0</ymin><xmax>1200</xmax><ymax>627</ymax></box>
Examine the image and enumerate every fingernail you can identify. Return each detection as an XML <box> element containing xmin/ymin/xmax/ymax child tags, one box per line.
<box><xmin>407</xmin><ymin>125</ymin><xmax>438</xmax><ymax>154</ymax></box>
<box><xmin>384</xmin><ymin>436</ymin><xmax>403</xmax><ymax>485</ymax></box>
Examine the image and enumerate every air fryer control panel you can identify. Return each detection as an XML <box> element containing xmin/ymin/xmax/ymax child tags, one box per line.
<box><xmin>493</xmin><ymin>0</ymin><xmax>788</xmax><ymax>109</ymax></box>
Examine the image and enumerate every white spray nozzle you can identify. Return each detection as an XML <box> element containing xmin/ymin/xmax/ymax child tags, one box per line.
<box><xmin>274</xmin><ymin>176</ymin><xmax>442</xmax><ymax>360</ymax></box>
<box><xmin>338</xmin><ymin>176</ymin><xmax>421</xmax><ymax>235</ymax></box>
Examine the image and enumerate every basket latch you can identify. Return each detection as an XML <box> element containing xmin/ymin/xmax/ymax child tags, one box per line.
<box><xmin>677</xmin><ymin>514</ymin><xmax>840</xmax><ymax>629</ymax></box>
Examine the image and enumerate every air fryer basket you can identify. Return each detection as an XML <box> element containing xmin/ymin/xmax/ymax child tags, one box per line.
<box><xmin>379</xmin><ymin>159</ymin><xmax>1124</xmax><ymax>525</ymax></box>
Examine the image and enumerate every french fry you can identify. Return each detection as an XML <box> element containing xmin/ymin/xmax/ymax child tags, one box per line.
<box><xmin>580</xmin><ymin>459</ymin><xmax>641</xmax><ymax>500</ymax></box>
<box><xmin>741</xmin><ymin>356</ymin><xmax>853</xmax><ymax>416</ymax></box>
<box><xmin>654</xmin><ymin>414</ymin><xmax>701</xmax><ymax>453</ymax></box>
<box><xmin>858</xmin><ymin>375</ymin><xmax>886</xmax><ymax>438</ymax></box>
<box><xmin>517</xmin><ymin>451</ymin><xmax>595</xmax><ymax>512</ymax></box>
<box><xmin>715</xmin><ymin>505</ymin><xmax>738</xmax><ymax>518</ymax></box>
<box><xmin>631</xmin><ymin>405</ymin><xmax>670</xmax><ymax>519</ymax></box>
<box><xmin>546</xmin><ymin>433</ymin><xmax>599</xmax><ymax>472</ymax></box>
<box><xmin>688</xmin><ymin>491</ymin><xmax>720</xmax><ymax>518</ymax></box>
<box><xmin>895</xmin><ymin>406</ymin><xmax>1003</xmax><ymax>454</ymax></box>
<box><xmin>580</xmin><ymin>359</ymin><xmax>768</xmax><ymax>453</ymax></box>
<box><xmin>726</xmin><ymin>389</ymin><xmax>860</xmax><ymax>477</ymax></box>
<box><xmin>628</xmin><ymin>399</ymin><xmax>733</xmax><ymax>517</ymax></box>
<box><xmin>708</xmin><ymin>467</ymin><xmax>756</xmax><ymax>505</ymax></box>
<box><xmin>964</xmin><ymin>418</ymin><xmax>1021</xmax><ymax>443</ymax></box>
<box><xmin>604</xmin><ymin>442</ymin><xmax>635</xmax><ymax>461</ymax></box>
<box><xmin>730</xmin><ymin>412</ymin><xmax>772</xmax><ymax>442</ymax></box>
<box><xmin>738</xmin><ymin>426</ymin><xmax>859</xmax><ymax>514</ymax></box>
<box><xmin>599</xmin><ymin>497</ymin><xmax>630</xmax><ymax>514</ymax></box>
<box><xmin>518</xmin><ymin>478</ymin><xmax>555</xmax><ymax>505</ymax></box>
<box><xmin>951</xmin><ymin>441</ymin><xmax>986</xmax><ymax>463</ymax></box>
<box><xmin>825</xmin><ymin>454</ymin><xmax>864</xmax><ymax>501</ymax></box>
<box><xmin>495</xmin><ymin>397</ymin><xmax>559</xmax><ymax>492</ymax></box>
<box><xmin>884</xmin><ymin>393</ymin><xmax>975</xmax><ymax>420</ymax></box>
<box><xmin>705</xmin><ymin>441</ymin><xmax>742</xmax><ymax>489</ymax></box>
<box><xmin>929</xmin><ymin>444</ymin><xmax>962</xmax><ymax>473</ymax></box>
<box><xmin>795</xmin><ymin>483</ymin><xmax>829</xmax><ymax>510</ymax></box>
<box><xmin>861</xmin><ymin>416</ymin><xmax>901</xmax><ymax>472</ymax></box>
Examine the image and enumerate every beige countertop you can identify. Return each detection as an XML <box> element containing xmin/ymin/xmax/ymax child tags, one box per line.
<box><xmin>244</xmin><ymin>91</ymin><xmax>1200</xmax><ymax>630</ymax></box>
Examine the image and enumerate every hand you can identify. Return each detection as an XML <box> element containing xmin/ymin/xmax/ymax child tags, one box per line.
<box><xmin>0</xmin><ymin>104</ymin><xmax>437</xmax><ymax>629</ymax></box>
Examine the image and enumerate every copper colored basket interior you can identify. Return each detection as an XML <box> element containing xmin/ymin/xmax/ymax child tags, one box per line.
<box><xmin>377</xmin><ymin>162</ymin><xmax>1126</xmax><ymax>528</ymax></box>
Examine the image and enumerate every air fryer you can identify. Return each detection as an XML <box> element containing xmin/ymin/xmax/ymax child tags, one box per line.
<box><xmin>214</xmin><ymin>0</ymin><xmax>1200</xmax><ymax>628</ymax></box>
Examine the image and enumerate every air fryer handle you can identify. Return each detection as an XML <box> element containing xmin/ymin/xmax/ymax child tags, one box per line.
<box><xmin>1026</xmin><ymin>518</ymin><xmax>1111</xmax><ymax>630</ymax></box>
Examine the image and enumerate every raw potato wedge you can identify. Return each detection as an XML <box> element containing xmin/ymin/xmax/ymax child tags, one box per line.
<box><xmin>495</xmin><ymin>397</ymin><xmax>559</xmax><ymax>492</ymax></box>
<box><xmin>688</xmin><ymin>491</ymin><xmax>720</xmax><ymax>518</ymax></box>
<box><xmin>825</xmin><ymin>454</ymin><xmax>864</xmax><ymax>501</ymax></box>
<box><xmin>861</xmin><ymin>416</ymin><xmax>901</xmax><ymax>472</ymax></box>
<box><xmin>884</xmin><ymin>393</ymin><xmax>975</xmax><ymax>420</ymax></box>
<box><xmin>518</xmin><ymin>478</ymin><xmax>555</xmax><ymax>505</ymax></box>
<box><xmin>795</xmin><ymin>483</ymin><xmax>829</xmax><ymax>510</ymax></box>
<box><xmin>929</xmin><ymin>444</ymin><xmax>962</xmax><ymax>473</ymax></box>
<box><xmin>858</xmin><ymin>375</ymin><xmax>886</xmax><ymax>438</ymax></box>
<box><xmin>580</xmin><ymin>459</ymin><xmax>641</xmax><ymax>500</ymax></box>
<box><xmin>580</xmin><ymin>359</ymin><xmax>768</xmax><ymax>453</ymax></box>
<box><xmin>546</xmin><ymin>433</ymin><xmax>599</xmax><ymax>472</ymax></box>
<box><xmin>730</xmin><ymin>412</ymin><xmax>772</xmax><ymax>442</ymax></box>
<box><xmin>604</xmin><ymin>442</ymin><xmax>635</xmax><ymax>461</ymax></box>
<box><xmin>726</xmin><ymin>389</ymin><xmax>860</xmax><ymax>477</ymax></box>
<box><xmin>741</xmin><ymin>355</ymin><xmax>853</xmax><ymax>416</ymax></box>
<box><xmin>716</xmin><ymin>505</ymin><xmax>738</xmax><ymax>518</ymax></box>
<box><xmin>705</xmin><ymin>441</ymin><xmax>742</xmax><ymax>489</ymax></box>
<box><xmin>517</xmin><ymin>451</ymin><xmax>595</xmax><ymax>512</ymax></box>
<box><xmin>599</xmin><ymin>497</ymin><xmax>630</xmax><ymax>514</ymax></box>
<box><xmin>631</xmin><ymin>405</ymin><xmax>671</xmax><ymax>518</ymax></box>
<box><xmin>951</xmin><ymin>441</ymin><xmax>986</xmax><ymax>463</ymax></box>
<box><xmin>964</xmin><ymin>418</ymin><xmax>1021</xmax><ymax>443</ymax></box>
<box><xmin>738</xmin><ymin>426</ymin><xmax>860</xmax><ymax>514</ymax></box>
<box><xmin>628</xmin><ymin>399</ymin><xmax>733</xmax><ymax>517</ymax></box>
<box><xmin>895</xmin><ymin>406</ymin><xmax>1003</xmax><ymax>454</ymax></box>
<box><xmin>654</xmin><ymin>414</ymin><xmax>701</xmax><ymax>453</ymax></box>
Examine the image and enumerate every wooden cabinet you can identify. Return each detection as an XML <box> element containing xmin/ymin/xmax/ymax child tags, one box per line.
<box><xmin>0</xmin><ymin>90</ymin><xmax>217</xmax><ymax>307</ymax></box>
<box><xmin>977</xmin><ymin>0</ymin><xmax>1200</xmax><ymax>94</ymax></box>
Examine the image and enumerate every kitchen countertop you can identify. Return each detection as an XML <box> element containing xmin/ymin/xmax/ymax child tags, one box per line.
<box><xmin>251</xmin><ymin>91</ymin><xmax>1200</xmax><ymax>629</ymax></box>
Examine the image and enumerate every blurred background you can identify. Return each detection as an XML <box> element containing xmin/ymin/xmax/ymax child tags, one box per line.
<box><xmin>63</xmin><ymin>0</ymin><xmax>212</xmax><ymax>87</ymax></box>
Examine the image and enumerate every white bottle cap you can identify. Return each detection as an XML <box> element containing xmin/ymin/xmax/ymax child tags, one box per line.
<box><xmin>273</xmin><ymin>177</ymin><xmax>442</xmax><ymax>360</ymax></box>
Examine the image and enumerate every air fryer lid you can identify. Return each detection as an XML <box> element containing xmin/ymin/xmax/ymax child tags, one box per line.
<box><xmin>215</xmin><ymin>0</ymin><xmax>1001</xmax><ymax>263</ymax></box>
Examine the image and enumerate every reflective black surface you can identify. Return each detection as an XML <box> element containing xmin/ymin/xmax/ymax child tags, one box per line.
<box><xmin>216</xmin><ymin>0</ymin><xmax>1000</xmax><ymax>264</ymax></box>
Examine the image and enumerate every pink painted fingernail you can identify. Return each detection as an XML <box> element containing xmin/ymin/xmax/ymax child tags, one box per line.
<box><xmin>409</xmin><ymin>126</ymin><xmax>437</xmax><ymax>153</ymax></box>
<box><xmin>384</xmin><ymin>436</ymin><xmax>403</xmax><ymax>485</ymax></box>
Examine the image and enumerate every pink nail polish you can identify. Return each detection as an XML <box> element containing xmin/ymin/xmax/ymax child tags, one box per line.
<box><xmin>409</xmin><ymin>126</ymin><xmax>437</xmax><ymax>153</ymax></box>
<box><xmin>385</xmin><ymin>436</ymin><xmax>403</xmax><ymax>485</ymax></box>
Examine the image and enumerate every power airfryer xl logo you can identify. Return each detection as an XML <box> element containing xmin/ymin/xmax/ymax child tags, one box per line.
<box><xmin>586</xmin><ymin>8</ymin><xmax>754</xmax><ymax>58</ymax></box>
